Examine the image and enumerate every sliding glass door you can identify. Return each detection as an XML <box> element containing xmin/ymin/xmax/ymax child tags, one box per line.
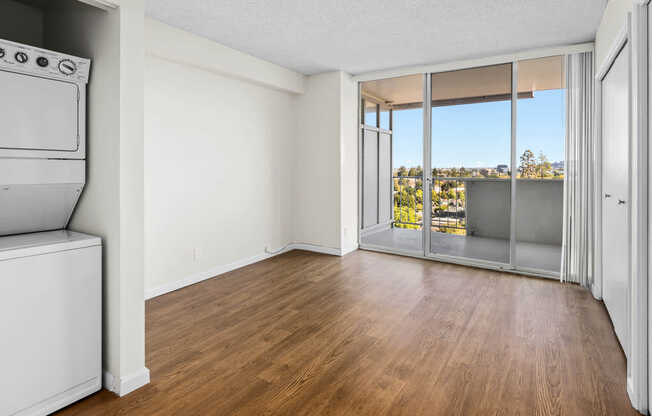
<box><xmin>427</xmin><ymin>64</ymin><xmax>513</xmax><ymax>264</ymax></box>
<box><xmin>358</xmin><ymin>56</ymin><xmax>565</xmax><ymax>276</ymax></box>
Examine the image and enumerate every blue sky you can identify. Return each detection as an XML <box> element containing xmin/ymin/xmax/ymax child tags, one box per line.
<box><xmin>392</xmin><ymin>89</ymin><xmax>565</xmax><ymax>169</ymax></box>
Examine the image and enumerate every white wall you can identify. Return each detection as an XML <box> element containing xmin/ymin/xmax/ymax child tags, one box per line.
<box><xmin>144</xmin><ymin>55</ymin><xmax>296</xmax><ymax>294</ymax></box>
<box><xmin>45</xmin><ymin>0</ymin><xmax>148</xmax><ymax>396</ymax></box>
<box><xmin>595</xmin><ymin>0</ymin><xmax>633</xmax><ymax>70</ymax></box>
<box><xmin>143</xmin><ymin>20</ymin><xmax>359</xmax><ymax>297</ymax></box>
<box><xmin>144</xmin><ymin>19</ymin><xmax>299</xmax><ymax>297</ymax></box>
<box><xmin>339</xmin><ymin>73</ymin><xmax>359</xmax><ymax>253</ymax></box>
<box><xmin>0</xmin><ymin>0</ymin><xmax>43</xmax><ymax>46</ymax></box>
<box><xmin>116</xmin><ymin>0</ymin><xmax>147</xmax><ymax>392</ymax></box>
<box><xmin>293</xmin><ymin>72</ymin><xmax>343</xmax><ymax>250</ymax></box>
<box><xmin>293</xmin><ymin>71</ymin><xmax>359</xmax><ymax>253</ymax></box>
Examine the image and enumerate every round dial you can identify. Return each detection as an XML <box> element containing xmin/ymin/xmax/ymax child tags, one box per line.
<box><xmin>36</xmin><ymin>57</ymin><xmax>49</xmax><ymax>67</ymax></box>
<box><xmin>14</xmin><ymin>52</ymin><xmax>28</xmax><ymax>64</ymax></box>
<box><xmin>58</xmin><ymin>59</ymin><xmax>76</xmax><ymax>76</ymax></box>
<box><xmin>0</xmin><ymin>48</ymin><xmax>5</xmax><ymax>59</ymax></box>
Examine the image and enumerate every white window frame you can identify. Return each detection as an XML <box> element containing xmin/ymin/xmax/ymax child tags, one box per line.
<box><xmin>356</xmin><ymin>43</ymin><xmax>592</xmax><ymax>278</ymax></box>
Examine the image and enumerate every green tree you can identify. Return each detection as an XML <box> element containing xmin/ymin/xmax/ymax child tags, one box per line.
<box><xmin>519</xmin><ymin>149</ymin><xmax>536</xmax><ymax>178</ymax></box>
<box><xmin>407</xmin><ymin>166</ymin><xmax>423</xmax><ymax>177</ymax></box>
<box><xmin>537</xmin><ymin>151</ymin><xmax>552</xmax><ymax>178</ymax></box>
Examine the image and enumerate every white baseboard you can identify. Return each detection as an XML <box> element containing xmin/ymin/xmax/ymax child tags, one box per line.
<box><xmin>627</xmin><ymin>374</ymin><xmax>647</xmax><ymax>415</ymax></box>
<box><xmin>102</xmin><ymin>371</ymin><xmax>114</xmax><ymax>393</ymax></box>
<box><xmin>103</xmin><ymin>367</ymin><xmax>150</xmax><ymax>397</ymax></box>
<box><xmin>145</xmin><ymin>251</ymin><xmax>280</xmax><ymax>300</ymax></box>
<box><xmin>289</xmin><ymin>243</ymin><xmax>342</xmax><ymax>256</ymax></box>
<box><xmin>145</xmin><ymin>243</ymin><xmax>356</xmax><ymax>300</ymax></box>
<box><xmin>340</xmin><ymin>244</ymin><xmax>359</xmax><ymax>256</ymax></box>
<box><xmin>16</xmin><ymin>376</ymin><xmax>100</xmax><ymax>416</ymax></box>
<box><xmin>591</xmin><ymin>282</ymin><xmax>602</xmax><ymax>300</ymax></box>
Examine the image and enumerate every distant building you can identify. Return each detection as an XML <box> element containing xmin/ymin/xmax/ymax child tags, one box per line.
<box><xmin>496</xmin><ymin>164</ymin><xmax>508</xmax><ymax>174</ymax></box>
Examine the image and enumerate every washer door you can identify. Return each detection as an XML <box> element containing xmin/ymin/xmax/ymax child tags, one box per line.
<box><xmin>0</xmin><ymin>70</ymin><xmax>79</xmax><ymax>152</ymax></box>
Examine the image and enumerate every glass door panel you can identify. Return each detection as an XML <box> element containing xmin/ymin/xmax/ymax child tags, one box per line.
<box><xmin>514</xmin><ymin>56</ymin><xmax>565</xmax><ymax>272</ymax></box>
<box><xmin>359</xmin><ymin>74</ymin><xmax>424</xmax><ymax>253</ymax></box>
<box><xmin>429</xmin><ymin>64</ymin><xmax>512</xmax><ymax>264</ymax></box>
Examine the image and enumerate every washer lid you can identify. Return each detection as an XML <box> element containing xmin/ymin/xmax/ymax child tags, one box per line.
<box><xmin>0</xmin><ymin>230</ymin><xmax>101</xmax><ymax>261</ymax></box>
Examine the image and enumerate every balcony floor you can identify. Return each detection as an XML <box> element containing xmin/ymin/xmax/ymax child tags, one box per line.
<box><xmin>361</xmin><ymin>227</ymin><xmax>561</xmax><ymax>273</ymax></box>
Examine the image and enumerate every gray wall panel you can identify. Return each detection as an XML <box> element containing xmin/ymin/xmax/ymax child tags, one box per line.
<box><xmin>362</xmin><ymin>129</ymin><xmax>378</xmax><ymax>228</ymax></box>
<box><xmin>378</xmin><ymin>132</ymin><xmax>392</xmax><ymax>224</ymax></box>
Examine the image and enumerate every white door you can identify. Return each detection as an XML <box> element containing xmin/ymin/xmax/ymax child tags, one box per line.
<box><xmin>601</xmin><ymin>44</ymin><xmax>630</xmax><ymax>356</ymax></box>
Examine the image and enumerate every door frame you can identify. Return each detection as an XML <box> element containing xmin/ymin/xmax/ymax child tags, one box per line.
<box><xmin>596</xmin><ymin>9</ymin><xmax>648</xmax><ymax>413</ymax></box>
<box><xmin>357</xmin><ymin>44</ymin><xmax>593</xmax><ymax>280</ymax></box>
<box><xmin>422</xmin><ymin>60</ymin><xmax>563</xmax><ymax>278</ymax></box>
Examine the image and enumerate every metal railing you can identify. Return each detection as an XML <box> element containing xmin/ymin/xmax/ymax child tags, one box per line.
<box><xmin>392</xmin><ymin>176</ymin><xmax>423</xmax><ymax>229</ymax></box>
<box><xmin>392</xmin><ymin>176</ymin><xmax>467</xmax><ymax>235</ymax></box>
<box><xmin>431</xmin><ymin>178</ymin><xmax>466</xmax><ymax>235</ymax></box>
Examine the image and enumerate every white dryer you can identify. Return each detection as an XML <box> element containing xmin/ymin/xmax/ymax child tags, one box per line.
<box><xmin>0</xmin><ymin>38</ymin><xmax>90</xmax><ymax>235</ymax></box>
<box><xmin>0</xmin><ymin>39</ymin><xmax>102</xmax><ymax>415</ymax></box>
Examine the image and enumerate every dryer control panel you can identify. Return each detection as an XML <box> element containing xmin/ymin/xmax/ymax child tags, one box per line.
<box><xmin>0</xmin><ymin>39</ymin><xmax>90</xmax><ymax>84</ymax></box>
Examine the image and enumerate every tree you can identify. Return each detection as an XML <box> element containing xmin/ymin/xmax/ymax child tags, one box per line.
<box><xmin>519</xmin><ymin>149</ymin><xmax>536</xmax><ymax>178</ymax></box>
<box><xmin>397</xmin><ymin>166</ymin><xmax>408</xmax><ymax>177</ymax></box>
<box><xmin>537</xmin><ymin>151</ymin><xmax>552</xmax><ymax>178</ymax></box>
<box><xmin>407</xmin><ymin>166</ymin><xmax>423</xmax><ymax>178</ymax></box>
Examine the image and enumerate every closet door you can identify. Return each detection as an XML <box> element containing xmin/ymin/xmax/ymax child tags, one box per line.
<box><xmin>601</xmin><ymin>44</ymin><xmax>630</xmax><ymax>356</ymax></box>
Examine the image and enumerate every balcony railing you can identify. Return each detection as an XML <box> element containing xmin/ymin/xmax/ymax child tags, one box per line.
<box><xmin>391</xmin><ymin>175</ymin><xmax>564</xmax><ymax>244</ymax></box>
<box><xmin>431</xmin><ymin>178</ymin><xmax>466</xmax><ymax>235</ymax></box>
<box><xmin>392</xmin><ymin>176</ymin><xmax>467</xmax><ymax>235</ymax></box>
<box><xmin>393</xmin><ymin>176</ymin><xmax>423</xmax><ymax>229</ymax></box>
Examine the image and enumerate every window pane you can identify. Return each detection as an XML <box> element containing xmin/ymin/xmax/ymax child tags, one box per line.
<box><xmin>360</xmin><ymin>74</ymin><xmax>424</xmax><ymax>253</ymax></box>
<box><xmin>516</xmin><ymin>56</ymin><xmax>565</xmax><ymax>179</ymax></box>
<box><xmin>364</xmin><ymin>100</ymin><xmax>377</xmax><ymax>126</ymax></box>
<box><xmin>515</xmin><ymin>55</ymin><xmax>564</xmax><ymax>272</ymax></box>
<box><xmin>430</xmin><ymin>63</ymin><xmax>512</xmax><ymax>264</ymax></box>
<box><xmin>379</xmin><ymin>105</ymin><xmax>390</xmax><ymax>130</ymax></box>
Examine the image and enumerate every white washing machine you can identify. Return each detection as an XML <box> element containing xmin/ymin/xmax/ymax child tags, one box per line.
<box><xmin>0</xmin><ymin>39</ymin><xmax>102</xmax><ymax>415</ymax></box>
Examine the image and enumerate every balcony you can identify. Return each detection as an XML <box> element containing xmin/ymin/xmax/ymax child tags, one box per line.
<box><xmin>362</xmin><ymin>176</ymin><xmax>563</xmax><ymax>273</ymax></box>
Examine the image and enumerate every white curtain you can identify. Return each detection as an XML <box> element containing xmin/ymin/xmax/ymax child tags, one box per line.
<box><xmin>561</xmin><ymin>52</ymin><xmax>594</xmax><ymax>287</ymax></box>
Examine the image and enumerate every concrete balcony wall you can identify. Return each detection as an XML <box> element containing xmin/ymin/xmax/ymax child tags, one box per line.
<box><xmin>466</xmin><ymin>179</ymin><xmax>563</xmax><ymax>245</ymax></box>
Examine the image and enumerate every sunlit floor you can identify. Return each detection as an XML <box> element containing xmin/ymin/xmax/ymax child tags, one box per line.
<box><xmin>361</xmin><ymin>227</ymin><xmax>561</xmax><ymax>273</ymax></box>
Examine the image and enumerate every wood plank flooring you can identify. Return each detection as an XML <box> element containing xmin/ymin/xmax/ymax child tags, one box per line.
<box><xmin>56</xmin><ymin>249</ymin><xmax>637</xmax><ymax>415</ymax></box>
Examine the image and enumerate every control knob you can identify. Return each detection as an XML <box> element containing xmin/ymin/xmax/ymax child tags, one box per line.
<box><xmin>36</xmin><ymin>57</ymin><xmax>49</xmax><ymax>67</ymax></box>
<box><xmin>15</xmin><ymin>52</ymin><xmax>28</xmax><ymax>64</ymax></box>
<box><xmin>58</xmin><ymin>59</ymin><xmax>76</xmax><ymax>76</ymax></box>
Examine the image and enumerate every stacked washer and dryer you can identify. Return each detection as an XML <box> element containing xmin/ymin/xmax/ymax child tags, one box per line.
<box><xmin>0</xmin><ymin>39</ymin><xmax>102</xmax><ymax>415</ymax></box>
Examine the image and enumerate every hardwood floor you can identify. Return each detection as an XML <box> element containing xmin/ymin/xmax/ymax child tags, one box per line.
<box><xmin>57</xmin><ymin>249</ymin><xmax>636</xmax><ymax>415</ymax></box>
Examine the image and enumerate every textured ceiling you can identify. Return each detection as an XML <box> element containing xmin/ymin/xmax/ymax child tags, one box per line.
<box><xmin>146</xmin><ymin>0</ymin><xmax>607</xmax><ymax>76</ymax></box>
